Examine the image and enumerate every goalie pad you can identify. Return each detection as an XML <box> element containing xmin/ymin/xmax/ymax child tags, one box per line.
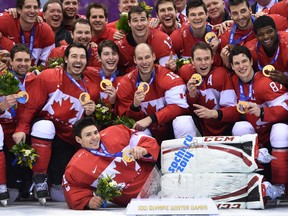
<box><xmin>161</xmin><ymin>134</ymin><xmax>258</xmax><ymax>174</ymax></box>
<box><xmin>160</xmin><ymin>173</ymin><xmax>264</xmax><ymax>209</ymax></box>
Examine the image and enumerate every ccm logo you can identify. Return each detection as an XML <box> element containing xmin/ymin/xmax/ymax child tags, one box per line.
<box><xmin>204</xmin><ymin>136</ymin><xmax>235</xmax><ymax>142</ymax></box>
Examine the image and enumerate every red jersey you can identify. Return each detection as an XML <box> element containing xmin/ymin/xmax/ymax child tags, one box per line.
<box><xmin>62</xmin><ymin>124</ymin><xmax>159</xmax><ymax>210</ymax></box>
<box><xmin>106</xmin><ymin>20</ymin><xmax>117</xmax><ymax>29</ymax></box>
<box><xmin>187</xmin><ymin>67</ymin><xmax>239</xmax><ymax>136</ymax></box>
<box><xmin>245</xmin><ymin>31</ymin><xmax>288</xmax><ymax>73</ymax></box>
<box><xmin>0</xmin><ymin>12</ymin><xmax>55</xmax><ymax>66</ymax></box>
<box><xmin>269</xmin><ymin>1</ymin><xmax>288</xmax><ymax>20</ymax></box>
<box><xmin>15</xmin><ymin>67</ymin><xmax>100</xmax><ymax>145</ymax></box>
<box><xmin>232</xmin><ymin>72</ymin><xmax>288</xmax><ymax>144</ymax></box>
<box><xmin>0</xmin><ymin>36</ymin><xmax>15</xmax><ymax>51</ymax></box>
<box><xmin>220</xmin><ymin>14</ymin><xmax>288</xmax><ymax>49</ymax></box>
<box><xmin>0</xmin><ymin>72</ymin><xmax>37</xmax><ymax>149</ymax></box>
<box><xmin>47</xmin><ymin>43</ymin><xmax>101</xmax><ymax>68</ymax></box>
<box><xmin>91</xmin><ymin>26</ymin><xmax>116</xmax><ymax>44</ymax></box>
<box><xmin>116</xmin><ymin>28</ymin><xmax>174</xmax><ymax>69</ymax></box>
<box><xmin>116</xmin><ymin>65</ymin><xmax>188</xmax><ymax>142</ymax></box>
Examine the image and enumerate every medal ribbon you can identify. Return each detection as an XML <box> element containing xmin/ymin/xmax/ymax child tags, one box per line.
<box><xmin>228</xmin><ymin>16</ymin><xmax>255</xmax><ymax>45</ymax></box>
<box><xmin>65</xmin><ymin>71</ymin><xmax>87</xmax><ymax>92</ymax></box>
<box><xmin>238</xmin><ymin>79</ymin><xmax>253</xmax><ymax>101</ymax></box>
<box><xmin>136</xmin><ymin>69</ymin><xmax>156</xmax><ymax>88</ymax></box>
<box><xmin>10</xmin><ymin>69</ymin><xmax>26</xmax><ymax>92</ymax></box>
<box><xmin>100</xmin><ymin>68</ymin><xmax>119</xmax><ymax>83</ymax></box>
<box><xmin>256</xmin><ymin>39</ymin><xmax>280</xmax><ymax>71</ymax></box>
<box><xmin>20</xmin><ymin>26</ymin><xmax>35</xmax><ymax>54</ymax></box>
<box><xmin>86</xmin><ymin>142</ymin><xmax>123</xmax><ymax>158</ymax></box>
<box><xmin>189</xmin><ymin>25</ymin><xmax>213</xmax><ymax>42</ymax></box>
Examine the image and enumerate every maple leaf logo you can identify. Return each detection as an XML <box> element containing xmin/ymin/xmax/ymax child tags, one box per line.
<box><xmin>199</xmin><ymin>93</ymin><xmax>217</xmax><ymax>110</ymax></box>
<box><xmin>50</xmin><ymin>97</ymin><xmax>79</xmax><ymax>122</ymax></box>
<box><xmin>144</xmin><ymin>103</ymin><xmax>157</xmax><ymax>115</ymax></box>
<box><xmin>113</xmin><ymin>160</ymin><xmax>138</xmax><ymax>184</ymax></box>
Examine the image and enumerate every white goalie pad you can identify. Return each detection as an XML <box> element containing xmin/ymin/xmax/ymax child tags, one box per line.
<box><xmin>160</xmin><ymin>173</ymin><xmax>264</xmax><ymax>209</ymax></box>
<box><xmin>161</xmin><ymin>134</ymin><xmax>258</xmax><ymax>174</ymax></box>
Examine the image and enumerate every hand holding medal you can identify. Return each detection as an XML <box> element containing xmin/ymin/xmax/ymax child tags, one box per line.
<box><xmin>17</xmin><ymin>91</ymin><xmax>29</xmax><ymax>104</ymax></box>
<box><xmin>79</xmin><ymin>92</ymin><xmax>91</xmax><ymax>104</ymax></box>
<box><xmin>237</xmin><ymin>101</ymin><xmax>248</xmax><ymax>114</ymax></box>
<box><xmin>137</xmin><ymin>82</ymin><xmax>150</xmax><ymax>94</ymax></box>
<box><xmin>122</xmin><ymin>149</ymin><xmax>134</xmax><ymax>162</ymax></box>
<box><xmin>191</xmin><ymin>74</ymin><xmax>202</xmax><ymax>86</ymax></box>
<box><xmin>100</xmin><ymin>79</ymin><xmax>113</xmax><ymax>91</ymax></box>
<box><xmin>262</xmin><ymin>65</ymin><xmax>275</xmax><ymax>77</ymax></box>
<box><xmin>205</xmin><ymin>32</ymin><xmax>217</xmax><ymax>44</ymax></box>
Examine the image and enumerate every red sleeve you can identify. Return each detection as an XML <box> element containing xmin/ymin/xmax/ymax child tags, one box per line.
<box><xmin>268</xmin><ymin>14</ymin><xmax>288</xmax><ymax>31</ymax></box>
<box><xmin>269</xmin><ymin>1</ymin><xmax>288</xmax><ymax>20</ymax></box>
<box><xmin>0</xmin><ymin>36</ymin><xmax>15</xmax><ymax>51</ymax></box>
<box><xmin>170</xmin><ymin>28</ymin><xmax>184</xmax><ymax>56</ymax></box>
<box><xmin>178</xmin><ymin>64</ymin><xmax>194</xmax><ymax>83</ymax></box>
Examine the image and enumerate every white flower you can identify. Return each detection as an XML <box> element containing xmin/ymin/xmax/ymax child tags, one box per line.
<box><xmin>109</xmin><ymin>181</ymin><xmax>117</xmax><ymax>187</ymax></box>
<box><xmin>24</xmin><ymin>150</ymin><xmax>31</xmax><ymax>157</ymax></box>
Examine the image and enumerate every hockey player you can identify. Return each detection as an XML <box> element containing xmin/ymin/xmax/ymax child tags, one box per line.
<box><xmin>229</xmin><ymin>45</ymin><xmax>288</xmax><ymax>196</ymax></box>
<box><xmin>47</xmin><ymin>19</ymin><xmax>101</xmax><ymax>68</ymax></box>
<box><xmin>12</xmin><ymin>43</ymin><xmax>100</xmax><ymax>204</ymax></box>
<box><xmin>116</xmin><ymin>43</ymin><xmax>190</xmax><ymax>144</ymax></box>
<box><xmin>186</xmin><ymin>42</ymin><xmax>239</xmax><ymax>136</ymax></box>
<box><xmin>0</xmin><ymin>0</ymin><xmax>55</xmax><ymax>66</ymax></box>
<box><xmin>0</xmin><ymin>44</ymin><xmax>37</xmax><ymax>206</ymax></box>
<box><xmin>62</xmin><ymin>117</ymin><xmax>159</xmax><ymax>210</ymax></box>
<box><xmin>245</xmin><ymin>15</ymin><xmax>288</xmax><ymax>88</ymax></box>
<box><xmin>115</xmin><ymin>5</ymin><xmax>176</xmax><ymax>73</ymax></box>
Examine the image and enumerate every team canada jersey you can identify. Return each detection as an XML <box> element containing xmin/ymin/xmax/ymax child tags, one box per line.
<box><xmin>232</xmin><ymin>72</ymin><xmax>288</xmax><ymax>144</ymax></box>
<box><xmin>91</xmin><ymin>26</ymin><xmax>116</xmax><ymax>44</ymax></box>
<box><xmin>116</xmin><ymin>65</ymin><xmax>188</xmax><ymax>142</ymax></box>
<box><xmin>62</xmin><ymin>125</ymin><xmax>159</xmax><ymax>210</ymax></box>
<box><xmin>187</xmin><ymin>67</ymin><xmax>239</xmax><ymax>136</ymax></box>
<box><xmin>220</xmin><ymin>14</ymin><xmax>288</xmax><ymax>49</ymax></box>
<box><xmin>0</xmin><ymin>12</ymin><xmax>55</xmax><ymax>66</ymax></box>
<box><xmin>0</xmin><ymin>72</ymin><xmax>37</xmax><ymax>149</ymax></box>
<box><xmin>116</xmin><ymin>28</ymin><xmax>174</xmax><ymax>69</ymax></box>
<box><xmin>245</xmin><ymin>31</ymin><xmax>288</xmax><ymax>73</ymax></box>
<box><xmin>15</xmin><ymin>67</ymin><xmax>100</xmax><ymax>145</ymax></box>
<box><xmin>47</xmin><ymin>43</ymin><xmax>101</xmax><ymax>68</ymax></box>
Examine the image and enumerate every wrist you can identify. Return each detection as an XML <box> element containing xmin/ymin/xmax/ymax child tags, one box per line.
<box><xmin>259</xmin><ymin>107</ymin><xmax>264</xmax><ymax>120</ymax></box>
<box><xmin>130</xmin><ymin>103</ymin><xmax>141</xmax><ymax>112</ymax></box>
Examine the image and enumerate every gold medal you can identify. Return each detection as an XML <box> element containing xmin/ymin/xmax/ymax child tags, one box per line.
<box><xmin>205</xmin><ymin>32</ymin><xmax>217</xmax><ymax>44</ymax></box>
<box><xmin>100</xmin><ymin>79</ymin><xmax>112</xmax><ymax>90</ymax></box>
<box><xmin>122</xmin><ymin>150</ymin><xmax>134</xmax><ymax>162</ymax></box>
<box><xmin>17</xmin><ymin>91</ymin><xmax>29</xmax><ymax>104</ymax></box>
<box><xmin>262</xmin><ymin>65</ymin><xmax>275</xmax><ymax>77</ymax></box>
<box><xmin>191</xmin><ymin>73</ymin><xmax>202</xmax><ymax>86</ymax></box>
<box><xmin>138</xmin><ymin>82</ymin><xmax>150</xmax><ymax>94</ymax></box>
<box><xmin>79</xmin><ymin>92</ymin><xmax>90</xmax><ymax>104</ymax></box>
<box><xmin>237</xmin><ymin>101</ymin><xmax>248</xmax><ymax>114</ymax></box>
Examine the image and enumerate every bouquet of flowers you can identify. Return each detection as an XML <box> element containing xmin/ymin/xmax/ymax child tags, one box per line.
<box><xmin>176</xmin><ymin>58</ymin><xmax>191</xmax><ymax>70</ymax></box>
<box><xmin>139</xmin><ymin>1</ymin><xmax>153</xmax><ymax>17</ymax></box>
<box><xmin>47</xmin><ymin>57</ymin><xmax>64</xmax><ymax>68</ymax></box>
<box><xmin>94</xmin><ymin>101</ymin><xmax>135</xmax><ymax>129</ymax></box>
<box><xmin>95</xmin><ymin>174</ymin><xmax>124</xmax><ymax>208</ymax></box>
<box><xmin>116</xmin><ymin>1</ymin><xmax>153</xmax><ymax>33</ymax></box>
<box><xmin>10</xmin><ymin>142</ymin><xmax>39</xmax><ymax>169</ymax></box>
<box><xmin>0</xmin><ymin>69</ymin><xmax>19</xmax><ymax>95</ymax></box>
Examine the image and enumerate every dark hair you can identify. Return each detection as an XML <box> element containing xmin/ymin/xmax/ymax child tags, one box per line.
<box><xmin>73</xmin><ymin>117</ymin><xmax>97</xmax><ymax>138</ymax></box>
<box><xmin>43</xmin><ymin>0</ymin><xmax>62</xmax><ymax>13</ymax></box>
<box><xmin>128</xmin><ymin>5</ymin><xmax>149</xmax><ymax>21</ymax></box>
<box><xmin>229</xmin><ymin>45</ymin><xmax>252</xmax><ymax>65</ymax></box>
<box><xmin>253</xmin><ymin>15</ymin><xmax>276</xmax><ymax>34</ymax></box>
<box><xmin>59</xmin><ymin>0</ymin><xmax>79</xmax><ymax>3</ymax></box>
<box><xmin>86</xmin><ymin>2</ymin><xmax>108</xmax><ymax>20</ymax></box>
<box><xmin>98</xmin><ymin>40</ymin><xmax>119</xmax><ymax>56</ymax></box>
<box><xmin>10</xmin><ymin>44</ymin><xmax>31</xmax><ymax>60</ymax></box>
<box><xmin>16</xmin><ymin>0</ymin><xmax>41</xmax><ymax>9</ymax></box>
<box><xmin>191</xmin><ymin>42</ymin><xmax>213</xmax><ymax>59</ymax></box>
<box><xmin>186</xmin><ymin>0</ymin><xmax>207</xmax><ymax>17</ymax></box>
<box><xmin>63</xmin><ymin>42</ymin><xmax>88</xmax><ymax>70</ymax></box>
<box><xmin>228</xmin><ymin>0</ymin><xmax>250</xmax><ymax>10</ymax></box>
<box><xmin>156</xmin><ymin>0</ymin><xmax>176</xmax><ymax>14</ymax></box>
<box><xmin>71</xmin><ymin>18</ymin><xmax>92</xmax><ymax>33</ymax></box>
